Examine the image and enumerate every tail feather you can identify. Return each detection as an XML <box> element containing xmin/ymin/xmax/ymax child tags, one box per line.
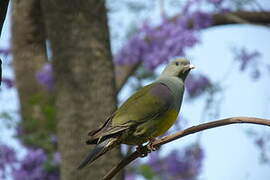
<box><xmin>77</xmin><ymin>138</ymin><xmax>118</xmax><ymax>170</ymax></box>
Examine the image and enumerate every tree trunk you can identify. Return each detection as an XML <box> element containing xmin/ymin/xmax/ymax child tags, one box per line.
<box><xmin>42</xmin><ymin>1</ymin><xmax>123</xmax><ymax>179</ymax></box>
<box><xmin>12</xmin><ymin>0</ymin><xmax>56</xmax><ymax>152</ymax></box>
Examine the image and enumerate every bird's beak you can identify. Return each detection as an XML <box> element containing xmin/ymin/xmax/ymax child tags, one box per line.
<box><xmin>189</xmin><ymin>64</ymin><xmax>195</xmax><ymax>69</ymax></box>
<box><xmin>184</xmin><ymin>64</ymin><xmax>195</xmax><ymax>69</ymax></box>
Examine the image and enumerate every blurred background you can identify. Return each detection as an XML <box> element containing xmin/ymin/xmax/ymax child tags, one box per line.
<box><xmin>0</xmin><ymin>0</ymin><xmax>270</xmax><ymax>180</ymax></box>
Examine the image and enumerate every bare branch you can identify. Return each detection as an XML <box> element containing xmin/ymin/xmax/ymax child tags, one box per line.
<box><xmin>114</xmin><ymin>10</ymin><xmax>270</xmax><ymax>92</ymax></box>
<box><xmin>115</xmin><ymin>63</ymin><xmax>140</xmax><ymax>94</ymax></box>
<box><xmin>102</xmin><ymin>117</ymin><xmax>270</xmax><ymax>180</ymax></box>
<box><xmin>212</xmin><ymin>11</ymin><xmax>270</xmax><ymax>26</ymax></box>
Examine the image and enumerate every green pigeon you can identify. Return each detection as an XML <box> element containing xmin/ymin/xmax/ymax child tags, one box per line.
<box><xmin>78</xmin><ymin>58</ymin><xmax>195</xmax><ymax>169</ymax></box>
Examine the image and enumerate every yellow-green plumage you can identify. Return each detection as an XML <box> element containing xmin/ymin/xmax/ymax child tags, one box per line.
<box><xmin>152</xmin><ymin>109</ymin><xmax>178</xmax><ymax>137</ymax></box>
<box><xmin>78</xmin><ymin>58</ymin><xmax>194</xmax><ymax>169</ymax></box>
<box><xmin>112</xmin><ymin>81</ymin><xmax>181</xmax><ymax>145</ymax></box>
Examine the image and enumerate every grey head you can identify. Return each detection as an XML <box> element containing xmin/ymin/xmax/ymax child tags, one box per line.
<box><xmin>160</xmin><ymin>58</ymin><xmax>195</xmax><ymax>81</ymax></box>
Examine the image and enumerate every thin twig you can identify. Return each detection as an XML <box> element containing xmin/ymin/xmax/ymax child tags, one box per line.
<box><xmin>102</xmin><ymin>151</ymin><xmax>141</xmax><ymax>180</ymax></box>
<box><xmin>224</xmin><ymin>13</ymin><xmax>251</xmax><ymax>24</ymax></box>
<box><xmin>102</xmin><ymin>117</ymin><xmax>270</xmax><ymax>180</ymax></box>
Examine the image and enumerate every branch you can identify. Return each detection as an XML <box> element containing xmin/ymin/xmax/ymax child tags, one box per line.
<box><xmin>114</xmin><ymin>10</ymin><xmax>270</xmax><ymax>92</ymax></box>
<box><xmin>115</xmin><ymin>62</ymin><xmax>140</xmax><ymax>94</ymax></box>
<box><xmin>212</xmin><ymin>11</ymin><xmax>270</xmax><ymax>26</ymax></box>
<box><xmin>102</xmin><ymin>117</ymin><xmax>270</xmax><ymax>180</ymax></box>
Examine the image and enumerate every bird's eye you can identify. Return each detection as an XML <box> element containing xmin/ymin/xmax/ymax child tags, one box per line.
<box><xmin>175</xmin><ymin>62</ymin><xmax>179</xmax><ymax>66</ymax></box>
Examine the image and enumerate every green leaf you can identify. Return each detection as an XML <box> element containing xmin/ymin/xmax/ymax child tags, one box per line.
<box><xmin>137</xmin><ymin>164</ymin><xmax>156</xmax><ymax>180</ymax></box>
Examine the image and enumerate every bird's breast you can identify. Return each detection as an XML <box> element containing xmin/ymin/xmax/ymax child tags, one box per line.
<box><xmin>152</xmin><ymin>109</ymin><xmax>178</xmax><ymax>137</ymax></box>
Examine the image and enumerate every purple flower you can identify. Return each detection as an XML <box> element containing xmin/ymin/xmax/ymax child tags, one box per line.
<box><xmin>112</xmin><ymin>0</ymin><xmax>232</xmax><ymax>72</ymax></box>
<box><xmin>146</xmin><ymin>144</ymin><xmax>204</xmax><ymax>179</ymax></box>
<box><xmin>0</xmin><ymin>144</ymin><xmax>17</xmax><ymax>167</ymax></box>
<box><xmin>185</xmin><ymin>74</ymin><xmax>211</xmax><ymax>98</ymax></box>
<box><xmin>165</xmin><ymin>150</ymin><xmax>187</xmax><ymax>176</ymax></box>
<box><xmin>0</xmin><ymin>144</ymin><xmax>60</xmax><ymax>180</ymax></box>
<box><xmin>114</xmin><ymin>13</ymin><xmax>201</xmax><ymax>71</ymax></box>
<box><xmin>234</xmin><ymin>48</ymin><xmax>262</xmax><ymax>80</ymax></box>
<box><xmin>0</xmin><ymin>48</ymin><xmax>10</xmax><ymax>57</ymax></box>
<box><xmin>190</xmin><ymin>11</ymin><xmax>212</xmax><ymax>29</ymax></box>
<box><xmin>255</xmin><ymin>138</ymin><xmax>264</xmax><ymax>149</ymax></box>
<box><xmin>148</xmin><ymin>151</ymin><xmax>163</xmax><ymax>172</ymax></box>
<box><xmin>2</xmin><ymin>77</ymin><xmax>14</xmax><ymax>88</ymax></box>
<box><xmin>208</xmin><ymin>0</ymin><xmax>223</xmax><ymax>6</ymax></box>
<box><xmin>21</xmin><ymin>149</ymin><xmax>46</xmax><ymax>169</ymax></box>
<box><xmin>36</xmin><ymin>63</ymin><xmax>53</xmax><ymax>90</ymax></box>
<box><xmin>0</xmin><ymin>145</ymin><xmax>17</xmax><ymax>179</ymax></box>
<box><xmin>125</xmin><ymin>172</ymin><xmax>136</xmax><ymax>180</ymax></box>
<box><xmin>235</xmin><ymin>48</ymin><xmax>261</xmax><ymax>71</ymax></box>
<box><xmin>183</xmin><ymin>144</ymin><xmax>204</xmax><ymax>176</ymax></box>
<box><xmin>12</xmin><ymin>148</ymin><xmax>59</xmax><ymax>180</ymax></box>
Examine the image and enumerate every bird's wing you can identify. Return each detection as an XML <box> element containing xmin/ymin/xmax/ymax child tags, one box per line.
<box><xmin>113</xmin><ymin>82</ymin><xmax>174</xmax><ymax>125</ymax></box>
<box><xmin>86</xmin><ymin>82</ymin><xmax>174</xmax><ymax>144</ymax></box>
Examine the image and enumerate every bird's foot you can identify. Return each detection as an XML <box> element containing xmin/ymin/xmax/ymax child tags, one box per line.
<box><xmin>146</xmin><ymin>138</ymin><xmax>160</xmax><ymax>151</ymax></box>
<box><xmin>136</xmin><ymin>145</ymin><xmax>150</xmax><ymax>158</ymax></box>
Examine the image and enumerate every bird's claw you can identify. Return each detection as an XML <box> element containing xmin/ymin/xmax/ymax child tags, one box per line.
<box><xmin>136</xmin><ymin>138</ymin><xmax>160</xmax><ymax>157</ymax></box>
<box><xmin>136</xmin><ymin>145</ymin><xmax>150</xmax><ymax>158</ymax></box>
<box><xmin>147</xmin><ymin>143</ymin><xmax>157</xmax><ymax>151</ymax></box>
<box><xmin>146</xmin><ymin>138</ymin><xmax>160</xmax><ymax>151</ymax></box>
<box><xmin>147</xmin><ymin>143</ymin><xmax>161</xmax><ymax>151</ymax></box>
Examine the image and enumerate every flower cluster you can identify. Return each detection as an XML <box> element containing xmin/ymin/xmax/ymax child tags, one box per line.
<box><xmin>0</xmin><ymin>145</ymin><xmax>60</xmax><ymax>180</ymax></box>
<box><xmin>147</xmin><ymin>143</ymin><xmax>204</xmax><ymax>180</ymax></box>
<box><xmin>208</xmin><ymin>0</ymin><xmax>224</xmax><ymax>6</ymax></box>
<box><xmin>1</xmin><ymin>77</ymin><xmax>14</xmax><ymax>88</ymax></box>
<box><xmin>235</xmin><ymin>48</ymin><xmax>261</xmax><ymax>72</ymax></box>
<box><xmin>185</xmin><ymin>73</ymin><xmax>212</xmax><ymax>98</ymax></box>
<box><xmin>113</xmin><ymin>0</ymin><xmax>234</xmax><ymax>71</ymax></box>
<box><xmin>249</xmin><ymin>131</ymin><xmax>270</xmax><ymax>164</ymax></box>
<box><xmin>0</xmin><ymin>48</ymin><xmax>10</xmax><ymax>57</ymax></box>
<box><xmin>234</xmin><ymin>48</ymin><xmax>261</xmax><ymax>80</ymax></box>
<box><xmin>114</xmin><ymin>10</ymin><xmax>212</xmax><ymax>71</ymax></box>
<box><xmin>0</xmin><ymin>144</ymin><xmax>17</xmax><ymax>179</ymax></box>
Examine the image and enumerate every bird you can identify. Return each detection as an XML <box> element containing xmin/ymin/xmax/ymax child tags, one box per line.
<box><xmin>77</xmin><ymin>58</ymin><xmax>195</xmax><ymax>169</ymax></box>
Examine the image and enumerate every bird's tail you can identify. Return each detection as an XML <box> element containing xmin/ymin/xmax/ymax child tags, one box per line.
<box><xmin>77</xmin><ymin>138</ymin><xmax>118</xmax><ymax>170</ymax></box>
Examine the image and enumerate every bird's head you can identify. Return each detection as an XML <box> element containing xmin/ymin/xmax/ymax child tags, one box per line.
<box><xmin>161</xmin><ymin>58</ymin><xmax>195</xmax><ymax>81</ymax></box>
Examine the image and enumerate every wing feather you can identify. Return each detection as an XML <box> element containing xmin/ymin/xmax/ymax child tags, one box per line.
<box><xmin>86</xmin><ymin>82</ymin><xmax>174</xmax><ymax>144</ymax></box>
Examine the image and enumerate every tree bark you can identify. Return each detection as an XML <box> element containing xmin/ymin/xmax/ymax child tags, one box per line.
<box><xmin>42</xmin><ymin>0</ymin><xmax>122</xmax><ymax>179</ymax></box>
<box><xmin>12</xmin><ymin>0</ymin><xmax>56</xmax><ymax>152</ymax></box>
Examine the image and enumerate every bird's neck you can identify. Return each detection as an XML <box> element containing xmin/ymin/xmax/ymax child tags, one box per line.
<box><xmin>157</xmin><ymin>76</ymin><xmax>184</xmax><ymax>85</ymax></box>
<box><xmin>157</xmin><ymin>76</ymin><xmax>184</xmax><ymax>112</ymax></box>
<box><xmin>157</xmin><ymin>76</ymin><xmax>184</xmax><ymax>97</ymax></box>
